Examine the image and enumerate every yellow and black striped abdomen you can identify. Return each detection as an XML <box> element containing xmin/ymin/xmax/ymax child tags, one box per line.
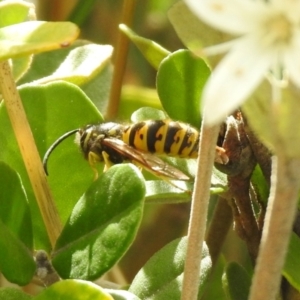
<box><xmin>122</xmin><ymin>120</ymin><xmax>199</xmax><ymax>158</ymax></box>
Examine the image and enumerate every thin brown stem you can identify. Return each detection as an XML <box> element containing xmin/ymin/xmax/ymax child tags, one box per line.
<box><xmin>106</xmin><ymin>0</ymin><xmax>137</xmax><ymax>120</ymax></box>
<box><xmin>249</xmin><ymin>155</ymin><xmax>300</xmax><ymax>300</ymax></box>
<box><xmin>0</xmin><ymin>61</ymin><xmax>61</xmax><ymax>248</ymax></box>
<box><xmin>181</xmin><ymin>123</ymin><xmax>219</xmax><ymax>300</ymax></box>
<box><xmin>229</xmin><ymin>175</ymin><xmax>261</xmax><ymax>261</ymax></box>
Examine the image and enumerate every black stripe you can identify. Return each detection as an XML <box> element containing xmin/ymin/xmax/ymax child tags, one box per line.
<box><xmin>189</xmin><ymin>134</ymin><xmax>200</xmax><ymax>156</ymax></box>
<box><xmin>146</xmin><ymin>120</ymin><xmax>166</xmax><ymax>153</ymax></box>
<box><xmin>128</xmin><ymin>122</ymin><xmax>146</xmax><ymax>148</ymax></box>
<box><xmin>164</xmin><ymin>122</ymin><xmax>182</xmax><ymax>154</ymax></box>
<box><xmin>178</xmin><ymin>128</ymin><xmax>193</xmax><ymax>155</ymax></box>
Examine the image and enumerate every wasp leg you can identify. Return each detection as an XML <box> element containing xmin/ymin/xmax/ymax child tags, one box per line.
<box><xmin>101</xmin><ymin>151</ymin><xmax>114</xmax><ymax>172</ymax></box>
<box><xmin>88</xmin><ymin>151</ymin><xmax>100</xmax><ymax>181</ymax></box>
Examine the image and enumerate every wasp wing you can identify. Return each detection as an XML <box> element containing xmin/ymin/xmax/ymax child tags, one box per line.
<box><xmin>102</xmin><ymin>138</ymin><xmax>190</xmax><ymax>181</ymax></box>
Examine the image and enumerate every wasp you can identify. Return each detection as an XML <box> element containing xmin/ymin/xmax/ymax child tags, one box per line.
<box><xmin>43</xmin><ymin>119</ymin><xmax>228</xmax><ymax>182</ymax></box>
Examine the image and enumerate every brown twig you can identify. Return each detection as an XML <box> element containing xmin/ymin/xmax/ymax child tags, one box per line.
<box><xmin>229</xmin><ymin>175</ymin><xmax>261</xmax><ymax>261</ymax></box>
<box><xmin>106</xmin><ymin>0</ymin><xmax>137</xmax><ymax>120</ymax></box>
<box><xmin>0</xmin><ymin>61</ymin><xmax>61</xmax><ymax>248</ymax></box>
<box><xmin>215</xmin><ymin>113</ymin><xmax>261</xmax><ymax>261</ymax></box>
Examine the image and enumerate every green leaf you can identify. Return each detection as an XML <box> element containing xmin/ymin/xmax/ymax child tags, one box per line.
<box><xmin>52</xmin><ymin>164</ymin><xmax>145</xmax><ymax>280</ymax></box>
<box><xmin>156</xmin><ymin>49</ymin><xmax>210</xmax><ymax>128</ymax></box>
<box><xmin>0</xmin><ymin>217</ymin><xmax>35</xmax><ymax>285</ymax></box>
<box><xmin>283</xmin><ymin>232</ymin><xmax>300</xmax><ymax>291</ymax></box>
<box><xmin>12</xmin><ymin>55</ymin><xmax>33</xmax><ymax>82</ymax></box>
<box><xmin>0</xmin><ymin>1</ymin><xmax>36</xmax><ymax>81</ymax></box>
<box><xmin>0</xmin><ymin>21</ymin><xmax>79</xmax><ymax>61</ymax></box>
<box><xmin>0</xmin><ymin>162</ymin><xmax>34</xmax><ymax>285</ymax></box>
<box><xmin>33</xmin><ymin>44</ymin><xmax>113</xmax><ymax>86</ymax></box>
<box><xmin>130</xmin><ymin>107</ymin><xmax>167</xmax><ymax>123</ymax></box>
<box><xmin>0</xmin><ymin>1</ymin><xmax>34</xmax><ymax>28</ymax></box>
<box><xmin>119</xmin><ymin>24</ymin><xmax>170</xmax><ymax>70</ymax></box>
<box><xmin>222</xmin><ymin>262</ymin><xmax>251</xmax><ymax>300</ymax></box>
<box><xmin>18</xmin><ymin>40</ymin><xmax>88</xmax><ymax>84</ymax></box>
<box><xmin>18</xmin><ymin>40</ymin><xmax>113</xmax><ymax>114</ymax></box>
<box><xmin>34</xmin><ymin>279</ymin><xmax>114</xmax><ymax>300</ymax></box>
<box><xmin>0</xmin><ymin>161</ymin><xmax>32</xmax><ymax>249</ymax></box>
<box><xmin>0</xmin><ymin>287</ymin><xmax>32</xmax><ymax>300</ymax></box>
<box><xmin>129</xmin><ymin>237</ymin><xmax>212</xmax><ymax>299</ymax></box>
<box><xmin>105</xmin><ymin>289</ymin><xmax>141</xmax><ymax>300</ymax></box>
<box><xmin>145</xmin><ymin>180</ymin><xmax>192</xmax><ymax>204</ymax></box>
<box><xmin>0</xmin><ymin>81</ymin><xmax>103</xmax><ymax>250</ymax></box>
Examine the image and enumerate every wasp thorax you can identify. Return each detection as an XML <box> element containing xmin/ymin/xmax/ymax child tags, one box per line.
<box><xmin>75</xmin><ymin>123</ymin><xmax>125</xmax><ymax>161</ymax></box>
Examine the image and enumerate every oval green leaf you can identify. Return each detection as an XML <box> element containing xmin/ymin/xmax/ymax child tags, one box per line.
<box><xmin>0</xmin><ymin>21</ymin><xmax>79</xmax><ymax>61</ymax></box>
<box><xmin>145</xmin><ymin>180</ymin><xmax>192</xmax><ymax>204</ymax></box>
<box><xmin>0</xmin><ymin>0</ymin><xmax>36</xmax><ymax>81</ymax></box>
<box><xmin>156</xmin><ymin>49</ymin><xmax>210</xmax><ymax>128</ymax></box>
<box><xmin>17</xmin><ymin>40</ymin><xmax>112</xmax><ymax>113</ymax></box>
<box><xmin>34</xmin><ymin>279</ymin><xmax>113</xmax><ymax>300</ymax></box>
<box><xmin>52</xmin><ymin>164</ymin><xmax>145</xmax><ymax>280</ymax></box>
<box><xmin>34</xmin><ymin>44</ymin><xmax>113</xmax><ymax>86</ymax></box>
<box><xmin>130</xmin><ymin>107</ymin><xmax>167</xmax><ymax>123</ymax></box>
<box><xmin>222</xmin><ymin>262</ymin><xmax>251</xmax><ymax>300</ymax></box>
<box><xmin>129</xmin><ymin>237</ymin><xmax>212</xmax><ymax>299</ymax></box>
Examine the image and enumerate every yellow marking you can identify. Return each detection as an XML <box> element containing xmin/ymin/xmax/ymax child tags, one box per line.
<box><xmin>133</xmin><ymin>124</ymin><xmax>148</xmax><ymax>151</ymax></box>
<box><xmin>122</xmin><ymin>127</ymin><xmax>130</xmax><ymax>145</ymax></box>
<box><xmin>170</xmin><ymin>129</ymin><xmax>185</xmax><ymax>155</ymax></box>
<box><xmin>154</xmin><ymin>123</ymin><xmax>168</xmax><ymax>154</ymax></box>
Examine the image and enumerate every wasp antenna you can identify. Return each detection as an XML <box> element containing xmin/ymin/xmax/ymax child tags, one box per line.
<box><xmin>43</xmin><ymin>129</ymin><xmax>79</xmax><ymax>175</ymax></box>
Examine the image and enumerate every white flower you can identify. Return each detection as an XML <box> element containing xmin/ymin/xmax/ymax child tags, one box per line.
<box><xmin>184</xmin><ymin>0</ymin><xmax>300</xmax><ymax>125</ymax></box>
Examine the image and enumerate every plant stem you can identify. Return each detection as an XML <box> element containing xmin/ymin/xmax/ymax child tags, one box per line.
<box><xmin>0</xmin><ymin>61</ymin><xmax>62</xmax><ymax>248</ymax></box>
<box><xmin>106</xmin><ymin>0</ymin><xmax>137</xmax><ymax>120</ymax></box>
<box><xmin>249</xmin><ymin>155</ymin><xmax>300</xmax><ymax>300</ymax></box>
<box><xmin>181</xmin><ymin>123</ymin><xmax>219</xmax><ymax>300</ymax></box>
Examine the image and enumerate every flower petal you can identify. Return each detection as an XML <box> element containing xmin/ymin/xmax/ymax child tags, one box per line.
<box><xmin>184</xmin><ymin>0</ymin><xmax>266</xmax><ymax>36</ymax></box>
<box><xmin>271</xmin><ymin>0</ymin><xmax>300</xmax><ymax>22</ymax></box>
<box><xmin>202</xmin><ymin>37</ymin><xmax>272</xmax><ymax>125</ymax></box>
<box><xmin>283</xmin><ymin>30</ymin><xmax>300</xmax><ymax>88</ymax></box>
